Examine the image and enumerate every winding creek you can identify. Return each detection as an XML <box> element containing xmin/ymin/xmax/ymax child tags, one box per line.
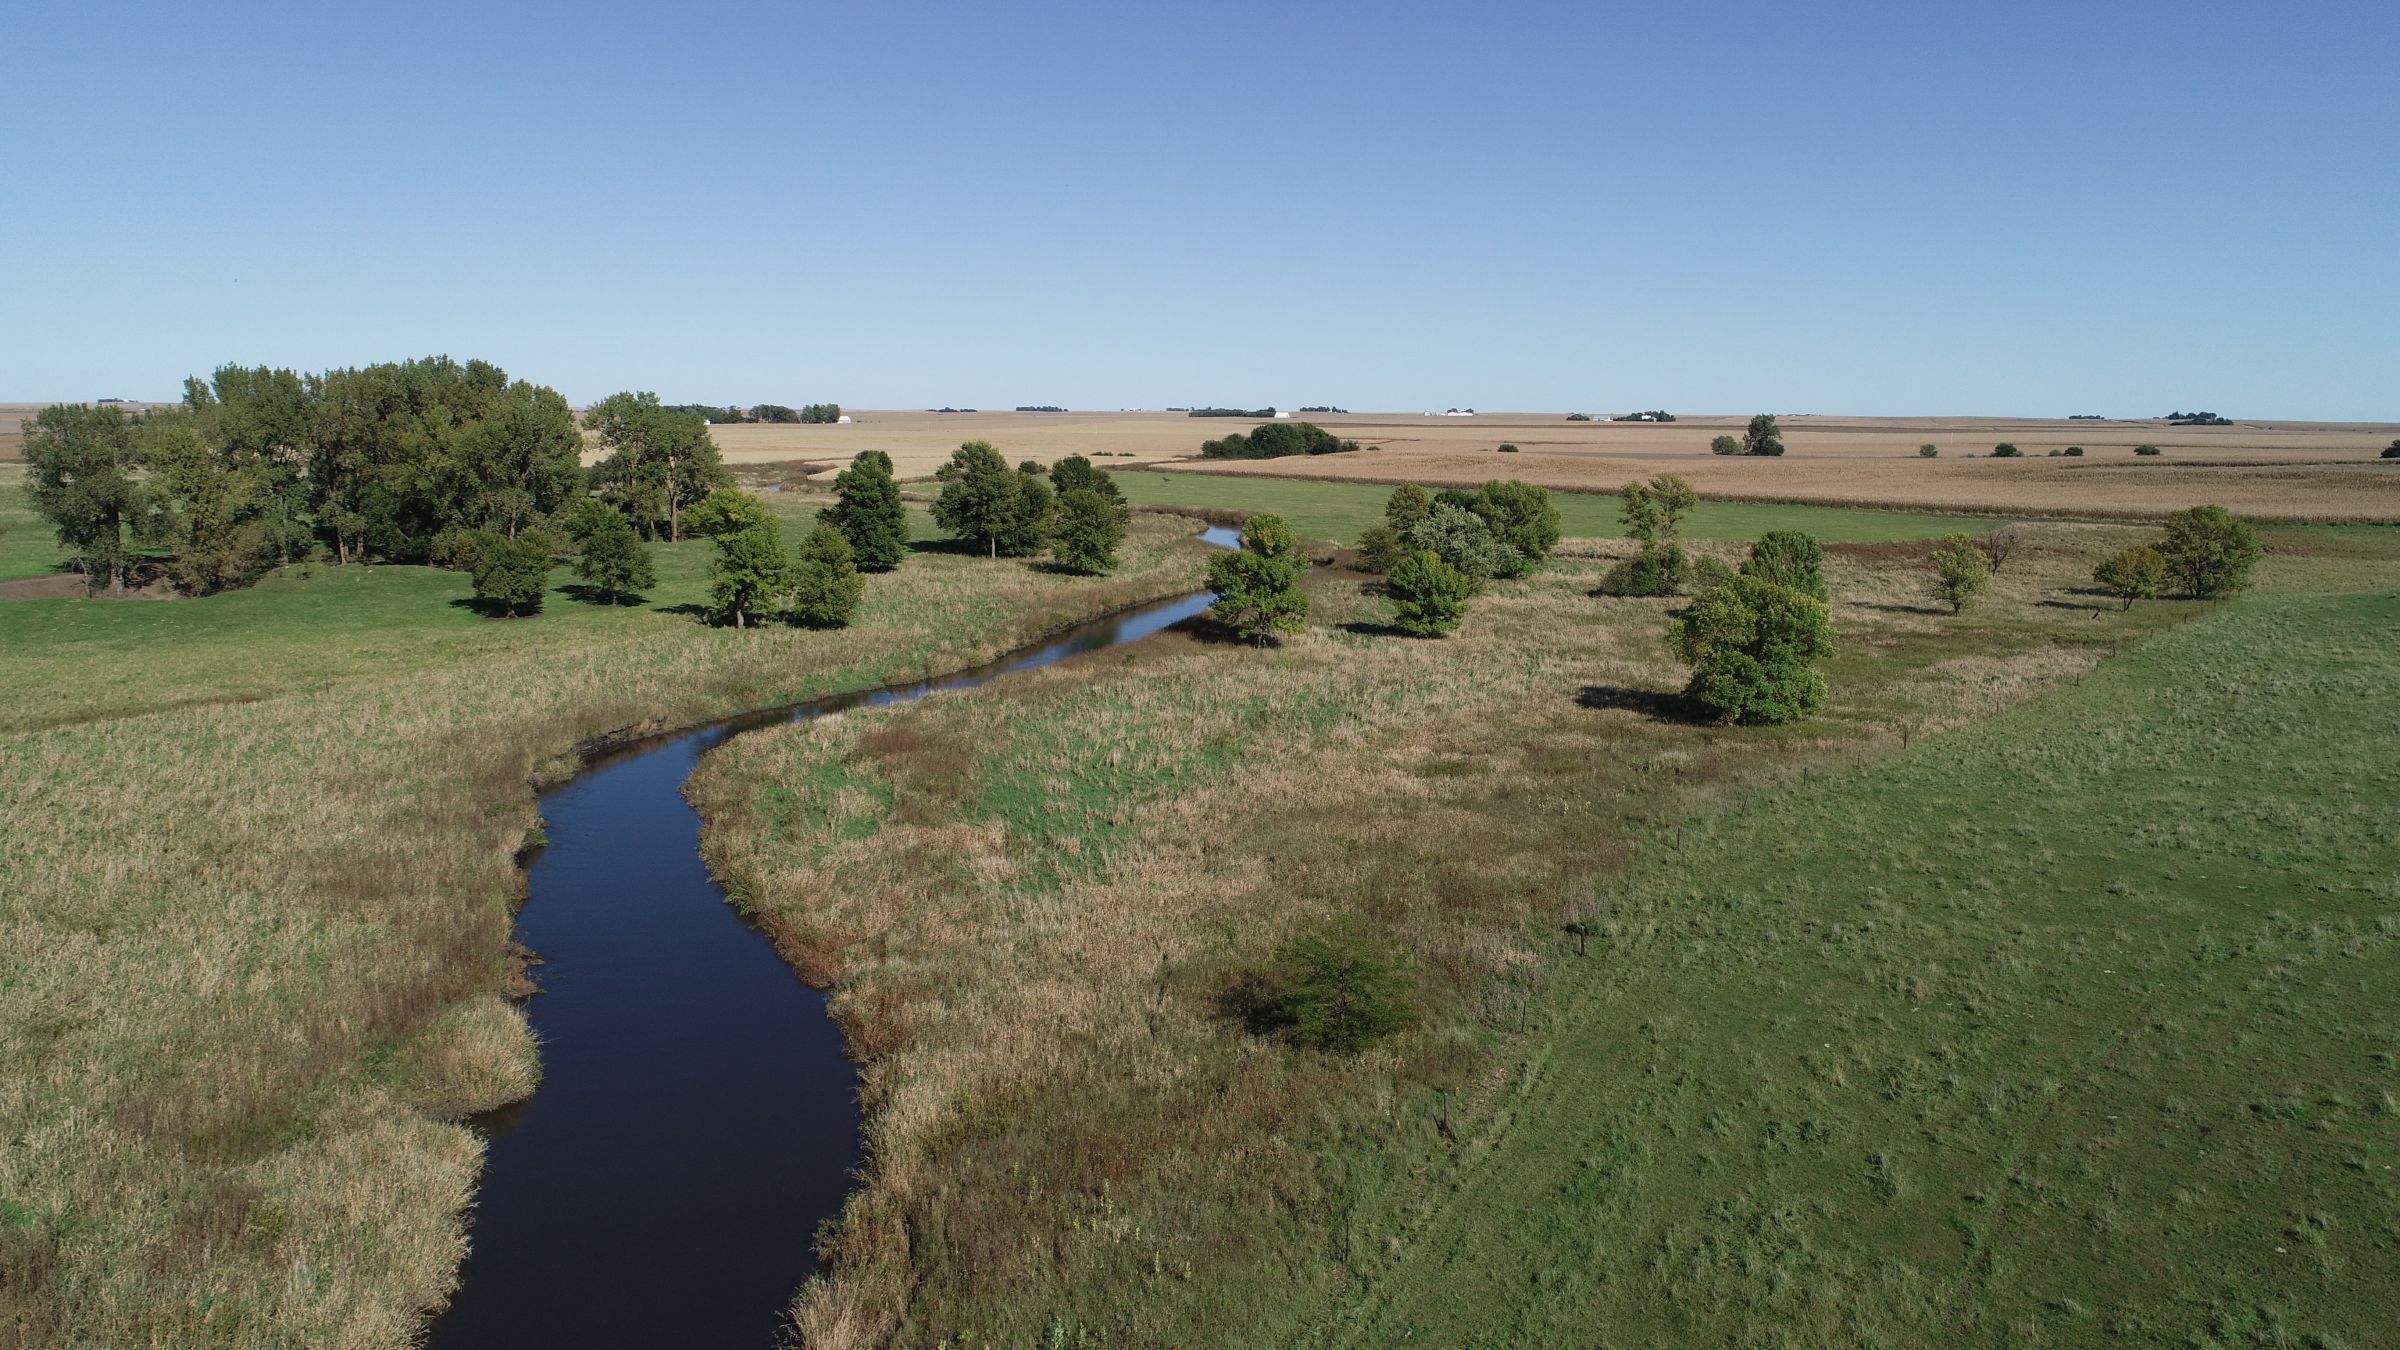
<box><xmin>427</xmin><ymin>527</ymin><xmax>1240</xmax><ymax>1348</ymax></box>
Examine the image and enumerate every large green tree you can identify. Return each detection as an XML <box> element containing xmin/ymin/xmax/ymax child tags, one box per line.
<box><xmin>690</xmin><ymin>489</ymin><xmax>790</xmax><ymax>628</ymax></box>
<box><xmin>1052</xmin><ymin>488</ymin><xmax>1127</xmax><ymax>574</ymax></box>
<box><xmin>1048</xmin><ymin>454</ymin><xmax>1126</xmax><ymax>508</ymax></box>
<box><xmin>22</xmin><ymin>404</ymin><xmax>148</xmax><ymax>592</ymax></box>
<box><xmin>788</xmin><ymin>523</ymin><xmax>865</xmax><ymax>627</ymax></box>
<box><xmin>469</xmin><ymin>529</ymin><xmax>554</xmax><ymax>617</ymax></box>
<box><xmin>1207</xmin><ymin>513</ymin><xmax>1309</xmax><ymax>642</ymax></box>
<box><xmin>825</xmin><ymin>449</ymin><xmax>909</xmax><ymax>570</ymax></box>
<box><xmin>933</xmin><ymin>441</ymin><xmax>1051</xmax><ymax>557</ymax></box>
<box><xmin>587</xmin><ymin>391</ymin><xmax>731</xmax><ymax>542</ymax></box>
<box><xmin>1666</xmin><ymin>574</ymin><xmax>1835</xmax><ymax>724</ymax></box>
<box><xmin>569</xmin><ymin>507</ymin><xmax>656</xmax><ymax>604</ymax></box>
<box><xmin>1467</xmin><ymin>480</ymin><xmax>1562</xmax><ymax>568</ymax></box>
<box><xmin>1742</xmin><ymin>414</ymin><xmax>1786</xmax><ymax>457</ymax></box>
<box><xmin>2157</xmin><ymin>504</ymin><xmax>2261</xmax><ymax>599</ymax></box>
<box><xmin>1738</xmin><ymin>530</ymin><xmax>1828</xmax><ymax>601</ymax></box>
<box><xmin>447</xmin><ymin>381</ymin><xmax>583</xmax><ymax>540</ymax></box>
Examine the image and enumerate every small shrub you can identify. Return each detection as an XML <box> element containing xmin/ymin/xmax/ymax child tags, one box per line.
<box><xmin>1711</xmin><ymin>434</ymin><xmax>1743</xmax><ymax>456</ymax></box>
<box><xmin>1601</xmin><ymin>544</ymin><xmax>1691</xmax><ymax>597</ymax></box>
<box><xmin>1738</xmin><ymin>530</ymin><xmax>1827</xmax><ymax>601</ymax></box>
<box><xmin>1384</xmin><ymin>549</ymin><xmax>1471</xmax><ymax>636</ymax></box>
<box><xmin>1244</xmin><ymin>927</ymin><xmax>1416</xmax><ymax>1054</ymax></box>
<box><xmin>1991</xmin><ymin>442</ymin><xmax>2022</xmax><ymax>458</ymax></box>
<box><xmin>1919</xmin><ymin>444</ymin><xmax>1938</xmax><ymax>457</ymax></box>
<box><xmin>1496</xmin><ymin>442</ymin><xmax>1519</xmax><ymax>453</ymax></box>
<box><xmin>1354</xmin><ymin>524</ymin><xmax>1407</xmax><ymax>574</ymax></box>
<box><xmin>1929</xmin><ymin>534</ymin><xmax>1993</xmax><ymax>614</ymax></box>
<box><xmin>2382</xmin><ymin>439</ymin><xmax>2399</xmax><ymax>459</ymax></box>
<box><xmin>2135</xmin><ymin>443</ymin><xmax>2162</xmax><ymax>456</ymax></box>
<box><xmin>1693</xmin><ymin>555</ymin><xmax>1735</xmax><ymax>589</ymax></box>
<box><xmin>2064</xmin><ymin>445</ymin><xmax>2084</xmax><ymax>456</ymax></box>
<box><xmin>2093</xmin><ymin>544</ymin><xmax>2166</xmax><ymax>611</ymax></box>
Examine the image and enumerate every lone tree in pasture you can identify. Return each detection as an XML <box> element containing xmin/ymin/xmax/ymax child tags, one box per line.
<box><xmin>1743</xmin><ymin>414</ymin><xmax>1786</xmax><ymax>457</ymax></box>
<box><xmin>691</xmin><ymin>488</ymin><xmax>790</xmax><ymax>628</ymax></box>
<box><xmin>2135</xmin><ymin>443</ymin><xmax>2163</xmax><ymax>455</ymax></box>
<box><xmin>1666</xmin><ymin>573</ymin><xmax>1835</xmax><ymax>724</ymax></box>
<box><xmin>2384</xmin><ymin>439</ymin><xmax>2400</xmax><ymax>458</ymax></box>
<box><xmin>933</xmin><ymin>441</ymin><xmax>1052</xmax><ymax>557</ymax></box>
<box><xmin>1928</xmin><ymin>534</ymin><xmax>1994</xmax><ymax>614</ymax></box>
<box><xmin>1990</xmin><ymin>442</ymin><xmax>2023</xmax><ymax>457</ymax></box>
<box><xmin>1711</xmin><ymin>434</ymin><xmax>1743</xmax><ymax>456</ymax></box>
<box><xmin>2093</xmin><ymin>544</ymin><xmax>2166</xmax><ymax>611</ymax></box>
<box><xmin>825</xmin><ymin>449</ymin><xmax>909</xmax><ymax>570</ymax></box>
<box><xmin>1207</xmin><ymin>512</ymin><xmax>1309</xmax><ymax>643</ymax></box>
<box><xmin>23</xmin><ymin>403</ymin><xmax>147</xmax><ymax>593</ymax></box>
<box><xmin>1738</xmin><ymin>530</ymin><xmax>1827</xmax><ymax>601</ymax></box>
<box><xmin>1920</xmin><ymin>443</ymin><xmax>1939</xmax><ymax>457</ymax></box>
<box><xmin>586</xmin><ymin>391</ymin><xmax>731</xmax><ymax>542</ymax></box>
<box><xmin>1385</xmin><ymin>549</ymin><xmax>1472</xmax><ymax>636</ymax></box>
<box><xmin>569</xmin><ymin>507</ymin><xmax>656</xmax><ymax>604</ymax></box>
<box><xmin>1247</xmin><ymin>926</ymin><xmax>1417</xmax><ymax>1054</ymax></box>
<box><xmin>787</xmin><ymin>523</ymin><xmax>864</xmax><ymax>628</ymax></box>
<box><xmin>469</xmin><ymin>529</ymin><xmax>554</xmax><ymax>617</ymax></box>
<box><xmin>1052</xmin><ymin>488</ymin><xmax>1127</xmax><ymax>574</ymax></box>
<box><xmin>2157</xmin><ymin>504</ymin><xmax>2261</xmax><ymax>599</ymax></box>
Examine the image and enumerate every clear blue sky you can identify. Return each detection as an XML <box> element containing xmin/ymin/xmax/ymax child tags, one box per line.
<box><xmin>5</xmin><ymin>1</ymin><xmax>2394</xmax><ymax>417</ymax></box>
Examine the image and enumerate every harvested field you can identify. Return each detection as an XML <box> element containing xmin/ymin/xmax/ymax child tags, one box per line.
<box><xmin>1170</xmin><ymin>443</ymin><xmax>2400</xmax><ymax>523</ymax></box>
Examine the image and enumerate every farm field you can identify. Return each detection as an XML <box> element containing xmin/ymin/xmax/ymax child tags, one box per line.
<box><xmin>1107</xmin><ymin>467</ymin><xmax>2007</xmax><ymax>545</ymax></box>
<box><xmin>685</xmin><ymin>509</ymin><xmax>2400</xmax><ymax>1344</ymax></box>
<box><xmin>0</xmin><ymin>478</ymin><xmax>1213</xmax><ymax>1346</ymax></box>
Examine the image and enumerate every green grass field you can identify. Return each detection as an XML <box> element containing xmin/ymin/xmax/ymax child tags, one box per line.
<box><xmin>1108</xmin><ymin>468</ymin><xmax>2013</xmax><ymax>544</ymax></box>
<box><xmin>0</xmin><ymin>465</ymin><xmax>68</xmax><ymax>579</ymax></box>
<box><xmin>1318</xmin><ymin>587</ymin><xmax>2400</xmax><ymax>1347</ymax></box>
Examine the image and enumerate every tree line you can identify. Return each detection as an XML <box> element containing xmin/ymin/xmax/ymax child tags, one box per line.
<box><xmin>1197</xmin><ymin>421</ymin><xmax>1361</xmax><ymax>460</ymax></box>
<box><xmin>661</xmin><ymin>402</ymin><xmax>842</xmax><ymax>424</ymax></box>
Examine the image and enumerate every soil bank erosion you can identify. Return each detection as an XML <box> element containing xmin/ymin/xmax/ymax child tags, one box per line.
<box><xmin>427</xmin><ymin>527</ymin><xmax>1240</xmax><ymax>1349</ymax></box>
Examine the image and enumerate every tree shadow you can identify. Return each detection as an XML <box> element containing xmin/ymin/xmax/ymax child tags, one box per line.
<box><xmin>1031</xmin><ymin>559</ymin><xmax>1109</xmax><ymax>577</ymax></box>
<box><xmin>447</xmin><ymin>596</ymin><xmax>532</xmax><ymax>620</ymax></box>
<box><xmin>559</xmin><ymin>583</ymin><xmax>650</xmax><ymax>608</ymax></box>
<box><xmin>906</xmin><ymin>536</ymin><xmax>987</xmax><ymax>557</ymax></box>
<box><xmin>656</xmin><ymin>602</ymin><xmax>712</xmax><ymax>618</ymax></box>
<box><xmin>1849</xmin><ymin>600</ymin><xmax>1949</xmax><ymax>616</ymax></box>
<box><xmin>1338</xmin><ymin>619</ymin><xmax>1421</xmax><ymax>639</ymax></box>
<box><xmin>1575</xmin><ymin>685</ymin><xmax>1697</xmax><ymax>723</ymax></box>
<box><xmin>1173</xmin><ymin>613</ymin><xmax>1276</xmax><ymax>647</ymax></box>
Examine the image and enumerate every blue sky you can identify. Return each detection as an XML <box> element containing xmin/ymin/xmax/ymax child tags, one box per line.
<box><xmin>4</xmin><ymin>1</ymin><xmax>2394</xmax><ymax>416</ymax></box>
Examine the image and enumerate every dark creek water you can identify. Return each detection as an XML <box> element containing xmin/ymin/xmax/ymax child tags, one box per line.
<box><xmin>428</xmin><ymin>529</ymin><xmax>1237</xmax><ymax>1349</ymax></box>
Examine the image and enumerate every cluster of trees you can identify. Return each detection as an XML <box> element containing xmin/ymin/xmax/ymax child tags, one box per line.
<box><xmin>2382</xmin><ymin>439</ymin><xmax>2400</xmax><ymax>459</ymax></box>
<box><xmin>2135</xmin><ymin>444</ymin><xmax>2163</xmax><ymax>455</ymax></box>
<box><xmin>1296</xmin><ymin>405</ymin><xmax>1348</xmax><ymax>414</ymax></box>
<box><xmin>1360</xmin><ymin>482</ymin><xmax>1561</xmax><ymax>579</ymax></box>
<box><xmin>1186</xmin><ymin>407</ymin><xmax>1275</xmax><ymax>418</ymax></box>
<box><xmin>1620</xmin><ymin>410</ymin><xmax>1676</xmax><ymax>422</ymax></box>
<box><xmin>930</xmin><ymin>443</ymin><xmax>1130</xmax><ymax>573</ymax></box>
<box><xmin>2049</xmin><ymin>446</ymin><xmax>2086</xmax><ymax>457</ymax></box>
<box><xmin>1197</xmin><ymin>422</ymin><xmax>1360</xmax><ymax>460</ymax></box>
<box><xmin>1710</xmin><ymin>414</ymin><xmax>1786</xmax><ymax>457</ymax></box>
<box><xmin>1990</xmin><ymin>442</ymin><xmax>2024</xmax><ymax>457</ymax></box>
<box><xmin>667</xmin><ymin>403</ymin><xmax>841</xmax><ymax>424</ymax></box>
<box><xmin>1014</xmin><ymin>405</ymin><xmax>1068</xmax><ymax>413</ymax></box>
<box><xmin>2163</xmin><ymin>411</ymin><xmax>2232</xmax><ymax>426</ymax></box>
<box><xmin>23</xmin><ymin>358</ymin><xmax>599</xmax><ymax>593</ymax></box>
<box><xmin>1667</xmin><ymin>558</ymin><xmax>1836</xmax><ymax>725</ymax></box>
<box><xmin>1348</xmin><ymin>481</ymin><xmax>1561</xmax><ymax>636</ymax></box>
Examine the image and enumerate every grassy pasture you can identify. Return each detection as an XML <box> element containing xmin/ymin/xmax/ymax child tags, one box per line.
<box><xmin>0</xmin><ymin>466</ymin><xmax>67</xmax><ymax>580</ymax></box>
<box><xmin>1324</xmin><ymin>585</ymin><xmax>2400</xmax><ymax>1348</ymax></box>
<box><xmin>1106</xmin><ymin>467</ymin><xmax>2006</xmax><ymax>545</ymax></box>
<box><xmin>0</xmin><ymin>504</ymin><xmax>1211</xmax><ymax>1347</ymax></box>
<box><xmin>686</xmin><ymin>520</ymin><xmax>2400</xmax><ymax>1344</ymax></box>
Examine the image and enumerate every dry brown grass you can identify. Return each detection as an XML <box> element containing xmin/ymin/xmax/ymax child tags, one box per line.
<box><xmin>687</xmin><ymin>520</ymin><xmax>2262</xmax><ymax>1345</ymax></box>
<box><xmin>0</xmin><ymin>518</ymin><xmax>1209</xmax><ymax>1347</ymax></box>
